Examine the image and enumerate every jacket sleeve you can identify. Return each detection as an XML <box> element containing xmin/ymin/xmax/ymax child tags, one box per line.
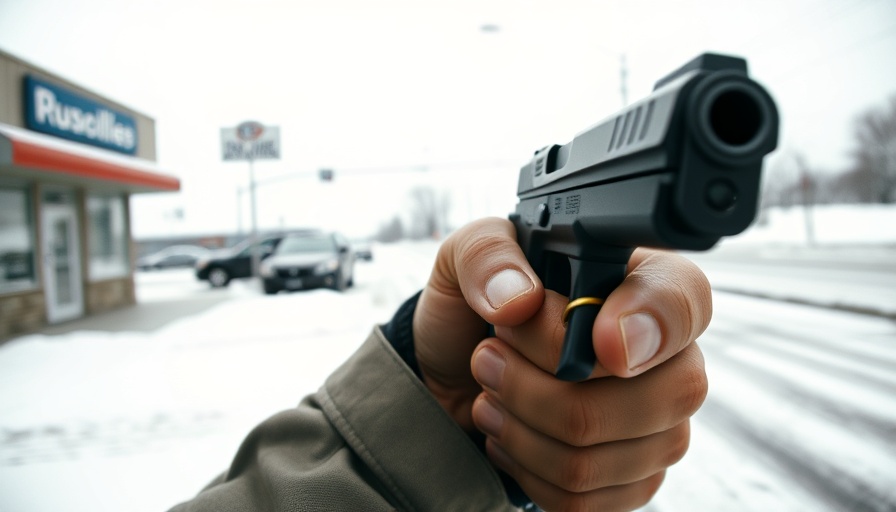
<box><xmin>168</xmin><ymin>327</ymin><xmax>517</xmax><ymax>512</ymax></box>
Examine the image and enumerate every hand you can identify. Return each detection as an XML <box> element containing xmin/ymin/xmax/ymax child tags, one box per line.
<box><xmin>413</xmin><ymin>217</ymin><xmax>545</xmax><ymax>431</ymax></box>
<box><xmin>413</xmin><ymin>218</ymin><xmax>711</xmax><ymax>511</ymax></box>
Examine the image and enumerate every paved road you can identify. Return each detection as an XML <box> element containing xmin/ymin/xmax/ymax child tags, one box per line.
<box><xmin>696</xmin><ymin>292</ymin><xmax>896</xmax><ymax>511</ymax></box>
<box><xmin>686</xmin><ymin>244</ymin><xmax>896</xmax><ymax>318</ymax></box>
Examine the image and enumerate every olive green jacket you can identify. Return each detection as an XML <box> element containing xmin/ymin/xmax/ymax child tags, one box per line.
<box><xmin>169</xmin><ymin>327</ymin><xmax>518</xmax><ymax>512</ymax></box>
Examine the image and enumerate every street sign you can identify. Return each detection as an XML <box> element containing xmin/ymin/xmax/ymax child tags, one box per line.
<box><xmin>221</xmin><ymin>121</ymin><xmax>280</xmax><ymax>161</ymax></box>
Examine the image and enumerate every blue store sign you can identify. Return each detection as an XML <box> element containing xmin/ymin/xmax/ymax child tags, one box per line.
<box><xmin>23</xmin><ymin>75</ymin><xmax>138</xmax><ymax>155</ymax></box>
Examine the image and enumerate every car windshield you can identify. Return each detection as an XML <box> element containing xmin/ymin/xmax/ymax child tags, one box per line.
<box><xmin>277</xmin><ymin>235</ymin><xmax>335</xmax><ymax>254</ymax></box>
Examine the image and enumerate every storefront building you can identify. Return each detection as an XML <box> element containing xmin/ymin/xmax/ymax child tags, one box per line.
<box><xmin>0</xmin><ymin>49</ymin><xmax>180</xmax><ymax>339</ymax></box>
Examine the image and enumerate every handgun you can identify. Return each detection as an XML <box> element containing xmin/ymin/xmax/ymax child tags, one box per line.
<box><xmin>510</xmin><ymin>53</ymin><xmax>779</xmax><ymax>381</ymax></box>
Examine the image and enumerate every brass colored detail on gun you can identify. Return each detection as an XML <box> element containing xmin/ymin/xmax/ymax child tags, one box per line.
<box><xmin>562</xmin><ymin>297</ymin><xmax>606</xmax><ymax>327</ymax></box>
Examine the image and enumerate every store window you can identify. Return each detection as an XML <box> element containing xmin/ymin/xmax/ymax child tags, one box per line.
<box><xmin>0</xmin><ymin>187</ymin><xmax>37</xmax><ymax>293</ymax></box>
<box><xmin>87</xmin><ymin>194</ymin><xmax>129</xmax><ymax>280</ymax></box>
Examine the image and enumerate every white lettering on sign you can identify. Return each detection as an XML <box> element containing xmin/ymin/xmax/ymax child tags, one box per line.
<box><xmin>33</xmin><ymin>85</ymin><xmax>136</xmax><ymax>151</ymax></box>
<box><xmin>221</xmin><ymin>125</ymin><xmax>280</xmax><ymax>161</ymax></box>
<box><xmin>222</xmin><ymin>140</ymin><xmax>281</xmax><ymax>160</ymax></box>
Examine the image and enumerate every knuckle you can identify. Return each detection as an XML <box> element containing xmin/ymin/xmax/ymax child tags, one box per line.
<box><xmin>456</xmin><ymin>230</ymin><xmax>511</xmax><ymax>269</ymax></box>
<box><xmin>562</xmin><ymin>394</ymin><xmax>606</xmax><ymax>447</ymax></box>
<box><xmin>678</xmin><ymin>258</ymin><xmax>713</xmax><ymax>339</ymax></box>
<box><xmin>619</xmin><ymin>472</ymin><xmax>666</xmax><ymax>512</ymax></box>
<box><xmin>558</xmin><ymin>452</ymin><xmax>599</xmax><ymax>493</ymax></box>
<box><xmin>551</xmin><ymin>496</ymin><xmax>591</xmax><ymax>512</ymax></box>
<box><xmin>641</xmin><ymin>471</ymin><xmax>667</xmax><ymax>506</ymax></box>
<box><xmin>663</xmin><ymin>422</ymin><xmax>692</xmax><ymax>468</ymax></box>
<box><xmin>675</xmin><ymin>350</ymin><xmax>709</xmax><ymax>416</ymax></box>
<box><xmin>436</xmin><ymin>220</ymin><xmax>507</xmax><ymax>275</ymax></box>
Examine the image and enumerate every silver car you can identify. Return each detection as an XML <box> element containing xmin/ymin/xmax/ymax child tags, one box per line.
<box><xmin>259</xmin><ymin>232</ymin><xmax>355</xmax><ymax>294</ymax></box>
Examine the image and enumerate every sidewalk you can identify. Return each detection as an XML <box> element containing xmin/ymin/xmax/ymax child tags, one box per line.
<box><xmin>688</xmin><ymin>243</ymin><xmax>896</xmax><ymax>319</ymax></box>
<box><xmin>704</xmin><ymin>242</ymin><xmax>896</xmax><ymax>271</ymax></box>
<box><xmin>33</xmin><ymin>293</ymin><xmax>234</xmax><ymax>337</ymax></box>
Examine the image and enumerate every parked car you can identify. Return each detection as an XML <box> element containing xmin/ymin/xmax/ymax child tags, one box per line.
<box><xmin>352</xmin><ymin>239</ymin><xmax>374</xmax><ymax>261</ymax></box>
<box><xmin>137</xmin><ymin>245</ymin><xmax>210</xmax><ymax>271</ymax></box>
<box><xmin>195</xmin><ymin>235</ymin><xmax>284</xmax><ymax>287</ymax></box>
<box><xmin>259</xmin><ymin>232</ymin><xmax>354</xmax><ymax>294</ymax></box>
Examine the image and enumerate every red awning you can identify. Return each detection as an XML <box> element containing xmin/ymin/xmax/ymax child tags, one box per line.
<box><xmin>0</xmin><ymin>122</ymin><xmax>180</xmax><ymax>193</ymax></box>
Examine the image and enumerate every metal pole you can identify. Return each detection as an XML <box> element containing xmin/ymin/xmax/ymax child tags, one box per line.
<box><xmin>796</xmin><ymin>154</ymin><xmax>816</xmax><ymax>247</ymax></box>
<box><xmin>620</xmin><ymin>53</ymin><xmax>628</xmax><ymax>107</ymax></box>
<box><xmin>248</xmin><ymin>153</ymin><xmax>260</xmax><ymax>277</ymax></box>
<box><xmin>236</xmin><ymin>187</ymin><xmax>243</xmax><ymax>236</ymax></box>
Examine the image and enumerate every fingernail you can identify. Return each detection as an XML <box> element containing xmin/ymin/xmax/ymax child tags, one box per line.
<box><xmin>475</xmin><ymin>397</ymin><xmax>504</xmax><ymax>438</ymax></box>
<box><xmin>485</xmin><ymin>269</ymin><xmax>533</xmax><ymax>309</ymax></box>
<box><xmin>620</xmin><ymin>312</ymin><xmax>661</xmax><ymax>371</ymax></box>
<box><xmin>473</xmin><ymin>346</ymin><xmax>506</xmax><ymax>392</ymax></box>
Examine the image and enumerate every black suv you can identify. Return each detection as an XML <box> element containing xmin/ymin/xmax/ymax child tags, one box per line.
<box><xmin>195</xmin><ymin>235</ymin><xmax>284</xmax><ymax>287</ymax></box>
<box><xmin>259</xmin><ymin>231</ymin><xmax>355</xmax><ymax>294</ymax></box>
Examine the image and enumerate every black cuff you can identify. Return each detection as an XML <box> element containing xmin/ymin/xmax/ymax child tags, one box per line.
<box><xmin>380</xmin><ymin>290</ymin><xmax>423</xmax><ymax>379</ymax></box>
<box><xmin>380</xmin><ymin>291</ymin><xmax>535</xmax><ymax>509</ymax></box>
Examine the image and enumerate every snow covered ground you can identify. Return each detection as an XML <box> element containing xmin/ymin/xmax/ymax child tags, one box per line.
<box><xmin>0</xmin><ymin>205</ymin><xmax>894</xmax><ymax>512</ymax></box>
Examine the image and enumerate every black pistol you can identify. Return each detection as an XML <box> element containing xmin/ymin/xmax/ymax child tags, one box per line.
<box><xmin>510</xmin><ymin>53</ymin><xmax>779</xmax><ymax>381</ymax></box>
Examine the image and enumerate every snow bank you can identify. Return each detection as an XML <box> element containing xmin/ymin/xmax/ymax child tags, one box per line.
<box><xmin>730</xmin><ymin>204</ymin><xmax>896</xmax><ymax>246</ymax></box>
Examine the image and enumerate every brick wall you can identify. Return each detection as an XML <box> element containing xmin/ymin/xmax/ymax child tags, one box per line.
<box><xmin>0</xmin><ymin>291</ymin><xmax>46</xmax><ymax>340</ymax></box>
<box><xmin>86</xmin><ymin>278</ymin><xmax>136</xmax><ymax>315</ymax></box>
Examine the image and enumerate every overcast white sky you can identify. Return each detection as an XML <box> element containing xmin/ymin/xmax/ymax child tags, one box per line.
<box><xmin>1</xmin><ymin>0</ymin><xmax>894</xmax><ymax>239</ymax></box>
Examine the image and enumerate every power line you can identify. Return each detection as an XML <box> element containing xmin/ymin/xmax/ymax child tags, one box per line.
<box><xmin>241</xmin><ymin>159</ymin><xmax>520</xmax><ymax>189</ymax></box>
<box><xmin>742</xmin><ymin>0</ymin><xmax>893</xmax><ymax>75</ymax></box>
<box><xmin>765</xmin><ymin>22</ymin><xmax>896</xmax><ymax>83</ymax></box>
<box><xmin>742</xmin><ymin>0</ymin><xmax>881</xmax><ymax>51</ymax></box>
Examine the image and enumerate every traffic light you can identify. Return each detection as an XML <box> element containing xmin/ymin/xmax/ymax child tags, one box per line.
<box><xmin>319</xmin><ymin>168</ymin><xmax>334</xmax><ymax>182</ymax></box>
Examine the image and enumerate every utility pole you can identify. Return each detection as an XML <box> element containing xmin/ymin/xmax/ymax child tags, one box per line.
<box><xmin>236</xmin><ymin>187</ymin><xmax>244</xmax><ymax>236</ymax></box>
<box><xmin>221</xmin><ymin>121</ymin><xmax>281</xmax><ymax>278</ymax></box>
<box><xmin>620</xmin><ymin>53</ymin><xmax>628</xmax><ymax>107</ymax></box>
<box><xmin>795</xmin><ymin>153</ymin><xmax>816</xmax><ymax>246</ymax></box>
<box><xmin>248</xmin><ymin>152</ymin><xmax>260</xmax><ymax>277</ymax></box>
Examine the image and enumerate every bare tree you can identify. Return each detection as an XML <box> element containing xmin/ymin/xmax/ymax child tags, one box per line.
<box><xmin>407</xmin><ymin>186</ymin><xmax>451</xmax><ymax>240</ymax></box>
<box><xmin>820</xmin><ymin>167</ymin><xmax>877</xmax><ymax>203</ymax></box>
<box><xmin>374</xmin><ymin>216</ymin><xmax>405</xmax><ymax>243</ymax></box>
<box><xmin>849</xmin><ymin>94</ymin><xmax>896</xmax><ymax>203</ymax></box>
<box><xmin>761</xmin><ymin>150</ymin><xmax>857</xmax><ymax>207</ymax></box>
<box><xmin>760</xmin><ymin>150</ymin><xmax>804</xmax><ymax>209</ymax></box>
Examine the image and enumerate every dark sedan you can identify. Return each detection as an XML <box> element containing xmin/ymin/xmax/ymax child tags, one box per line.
<box><xmin>259</xmin><ymin>232</ymin><xmax>354</xmax><ymax>294</ymax></box>
<box><xmin>195</xmin><ymin>236</ymin><xmax>283</xmax><ymax>287</ymax></box>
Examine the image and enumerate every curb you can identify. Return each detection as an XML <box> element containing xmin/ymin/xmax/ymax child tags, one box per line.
<box><xmin>713</xmin><ymin>286</ymin><xmax>896</xmax><ymax>321</ymax></box>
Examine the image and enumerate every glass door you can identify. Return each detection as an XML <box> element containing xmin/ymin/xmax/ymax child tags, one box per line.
<box><xmin>41</xmin><ymin>196</ymin><xmax>84</xmax><ymax>323</ymax></box>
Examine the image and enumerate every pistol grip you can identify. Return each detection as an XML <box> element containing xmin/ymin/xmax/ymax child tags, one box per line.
<box><xmin>555</xmin><ymin>258</ymin><xmax>629</xmax><ymax>381</ymax></box>
<box><xmin>557</xmin><ymin>303</ymin><xmax>602</xmax><ymax>380</ymax></box>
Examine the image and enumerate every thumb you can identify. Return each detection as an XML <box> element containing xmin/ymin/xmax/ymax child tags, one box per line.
<box><xmin>413</xmin><ymin>218</ymin><xmax>544</xmax><ymax>424</ymax></box>
<box><xmin>594</xmin><ymin>248</ymin><xmax>713</xmax><ymax>378</ymax></box>
<box><xmin>419</xmin><ymin>217</ymin><xmax>543</xmax><ymax>331</ymax></box>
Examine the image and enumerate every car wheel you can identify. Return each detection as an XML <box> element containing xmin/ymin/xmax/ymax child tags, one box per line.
<box><xmin>263</xmin><ymin>281</ymin><xmax>280</xmax><ymax>295</ymax></box>
<box><xmin>208</xmin><ymin>267</ymin><xmax>231</xmax><ymax>288</ymax></box>
<box><xmin>331</xmin><ymin>269</ymin><xmax>347</xmax><ymax>292</ymax></box>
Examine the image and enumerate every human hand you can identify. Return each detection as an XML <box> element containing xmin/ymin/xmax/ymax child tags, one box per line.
<box><xmin>413</xmin><ymin>217</ymin><xmax>546</xmax><ymax>431</ymax></box>
<box><xmin>413</xmin><ymin>217</ymin><xmax>711</xmax><ymax>511</ymax></box>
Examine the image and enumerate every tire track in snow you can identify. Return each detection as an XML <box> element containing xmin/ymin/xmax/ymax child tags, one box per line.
<box><xmin>703</xmin><ymin>341</ymin><xmax>896</xmax><ymax>447</ymax></box>
<box><xmin>699</xmin><ymin>398</ymin><xmax>896</xmax><ymax>512</ymax></box>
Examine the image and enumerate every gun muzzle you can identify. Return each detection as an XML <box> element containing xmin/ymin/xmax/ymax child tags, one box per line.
<box><xmin>690</xmin><ymin>73</ymin><xmax>778</xmax><ymax>166</ymax></box>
